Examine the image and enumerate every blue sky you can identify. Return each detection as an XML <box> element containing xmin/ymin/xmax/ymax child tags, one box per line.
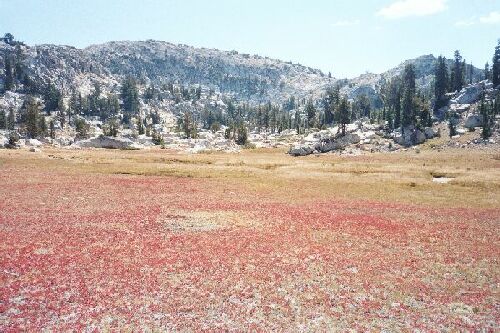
<box><xmin>0</xmin><ymin>0</ymin><xmax>498</xmax><ymax>78</ymax></box>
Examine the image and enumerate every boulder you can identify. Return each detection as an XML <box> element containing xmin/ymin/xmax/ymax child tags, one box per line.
<box><xmin>76</xmin><ymin>136</ymin><xmax>141</xmax><ymax>150</ymax></box>
<box><xmin>29</xmin><ymin>147</ymin><xmax>41</xmax><ymax>153</ymax></box>
<box><xmin>435</xmin><ymin>106</ymin><xmax>449</xmax><ymax>121</ymax></box>
<box><xmin>0</xmin><ymin>135</ymin><xmax>7</xmax><ymax>148</ymax></box>
<box><xmin>26</xmin><ymin>139</ymin><xmax>43</xmax><ymax>147</ymax></box>
<box><xmin>454</xmin><ymin>104</ymin><xmax>470</xmax><ymax>114</ymax></box>
<box><xmin>394</xmin><ymin>127</ymin><xmax>426</xmax><ymax>146</ymax></box>
<box><xmin>289</xmin><ymin>146</ymin><xmax>314</xmax><ymax>157</ymax></box>
<box><xmin>424</xmin><ymin>127</ymin><xmax>436</xmax><ymax>139</ymax></box>
<box><xmin>464</xmin><ymin>114</ymin><xmax>483</xmax><ymax>129</ymax></box>
<box><xmin>317</xmin><ymin>133</ymin><xmax>361</xmax><ymax>153</ymax></box>
<box><xmin>455</xmin><ymin>83</ymin><xmax>484</xmax><ymax>104</ymax></box>
<box><xmin>414</xmin><ymin>129</ymin><xmax>426</xmax><ymax>144</ymax></box>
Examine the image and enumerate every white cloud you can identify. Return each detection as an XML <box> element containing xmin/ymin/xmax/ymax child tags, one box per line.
<box><xmin>479</xmin><ymin>11</ymin><xmax>500</xmax><ymax>24</ymax></box>
<box><xmin>455</xmin><ymin>17</ymin><xmax>476</xmax><ymax>27</ymax></box>
<box><xmin>377</xmin><ymin>0</ymin><xmax>447</xmax><ymax>19</ymax></box>
<box><xmin>331</xmin><ymin>19</ymin><xmax>361</xmax><ymax>27</ymax></box>
<box><xmin>454</xmin><ymin>11</ymin><xmax>500</xmax><ymax>27</ymax></box>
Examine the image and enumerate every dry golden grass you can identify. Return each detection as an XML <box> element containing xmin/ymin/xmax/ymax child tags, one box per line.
<box><xmin>1</xmin><ymin>146</ymin><xmax>499</xmax><ymax>208</ymax></box>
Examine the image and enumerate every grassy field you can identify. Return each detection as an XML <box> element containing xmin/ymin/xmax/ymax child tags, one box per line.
<box><xmin>1</xmin><ymin>147</ymin><xmax>499</xmax><ymax>330</ymax></box>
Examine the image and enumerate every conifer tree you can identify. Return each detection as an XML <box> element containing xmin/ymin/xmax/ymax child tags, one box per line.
<box><xmin>480</xmin><ymin>95</ymin><xmax>492</xmax><ymax>139</ymax></box>
<box><xmin>7</xmin><ymin>108</ymin><xmax>15</xmax><ymax>130</ymax></box>
<box><xmin>295</xmin><ymin>108</ymin><xmax>301</xmax><ymax>134</ymax></box>
<box><xmin>485</xmin><ymin>62</ymin><xmax>491</xmax><ymax>81</ymax></box>
<box><xmin>4</xmin><ymin>56</ymin><xmax>14</xmax><ymax>91</ymax></box>
<box><xmin>49</xmin><ymin>120</ymin><xmax>55</xmax><ymax>139</ymax></box>
<box><xmin>121</xmin><ymin>77</ymin><xmax>140</xmax><ymax>121</ymax></box>
<box><xmin>305</xmin><ymin>99</ymin><xmax>316</xmax><ymax>128</ymax></box>
<box><xmin>401</xmin><ymin>64</ymin><xmax>416</xmax><ymax>129</ymax></box>
<box><xmin>38</xmin><ymin>115</ymin><xmax>47</xmax><ymax>137</ymax></box>
<box><xmin>450</xmin><ymin>50</ymin><xmax>464</xmax><ymax>92</ymax></box>
<box><xmin>492</xmin><ymin>39</ymin><xmax>500</xmax><ymax>87</ymax></box>
<box><xmin>0</xmin><ymin>110</ymin><xmax>5</xmax><ymax>129</ymax></box>
<box><xmin>434</xmin><ymin>56</ymin><xmax>449</xmax><ymax>110</ymax></box>
<box><xmin>25</xmin><ymin>98</ymin><xmax>41</xmax><ymax>138</ymax></box>
<box><xmin>338</xmin><ymin>97</ymin><xmax>350</xmax><ymax>136</ymax></box>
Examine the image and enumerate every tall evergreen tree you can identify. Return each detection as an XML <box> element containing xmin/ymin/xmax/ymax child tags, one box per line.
<box><xmin>43</xmin><ymin>82</ymin><xmax>62</xmax><ymax>114</ymax></box>
<box><xmin>401</xmin><ymin>64</ymin><xmax>416</xmax><ymax>129</ymax></box>
<box><xmin>492</xmin><ymin>39</ymin><xmax>500</xmax><ymax>87</ymax></box>
<box><xmin>4</xmin><ymin>56</ymin><xmax>14</xmax><ymax>91</ymax></box>
<box><xmin>0</xmin><ymin>110</ymin><xmax>6</xmax><ymax>129</ymax></box>
<box><xmin>305</xmin><ymin>99</ymin><xmax>316</xmax><ymax>128</ymax></box>
<box><xmin>480</xmin><ymin>95</ymin><xmax>492</xmax><ymax>139</ymax></box>
<box><xmin>49</xmin><ymin>120</ymin><xmax>55</xmax><ymax>139</ymax></box>
<box><xmin>25</xmin><ymin>98</ymin><xmax>41</xmax><ymax>138</ymax></box>
<box><xmin>450</xmin><ymin>50</ymin><xmax>464</xmax><ymax>92</ymax></box>
<box><xmin>434</xmin><ymin>56</ymin><xmax>449</xmax><ymax>110</ymax></box>
<box><xmin>338</xmin><ymin>97</ymin><xmax>350</xmax><ymax>136</ymax></box>
<box><xmin>121</xmin><ymin>77</ymin><xmax>140</xmax><ymax>121</ymax></box>
<box><xmin>7</xmin><ymin>108</ymin><xmax>15</xmax><ymax>130</ymax></box>
<box><xmin>485</xmin><ymin>62</ymin><xmax>491</xmax><ymax>81</ymax></box>
<box><xmin>388</xmin><ymin>78</ymin><xmax>402</xmax><ymax>128</ymax></box>
<box><xmin>295</xmin><ymin>108</ymin><xmax>301</xmax><ymax>134</ymax></box>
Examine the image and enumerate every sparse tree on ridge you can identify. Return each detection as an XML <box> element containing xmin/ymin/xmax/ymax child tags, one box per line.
<box><xmin>401</xmin><ymin>64</ymin><xmax>416</xmax><ymax>130</ymax></box>
<box><xmin>450</xmin><ymin>50</ymin><xmax>465</xmax><ymax>92</ymax></box>
<box><xmin>4</xmin><ymin>56</ymin><xmax>14</xmax><ymax>91</ymax></box>
<box><xmin>434</xmin><ymin>56</ymin><xmax>449</xmax><ymax>110</ymax></box>
<box><xmin>338</xmin><ymin>97</ymin><xmax>350</xmax><ymax>136</ymax></box>
<box><xmin>305</xmin><ymin>99</ymin><xmax>316</xmax><ymax>129</ymax></box>
<box><xmin>492</xmin><ymin>39</ymin><xmax>500</xmax><ymax>87</ymax></box>
<box><xmin>7</xmin><ymin>108</ymin><xmax>15</xmax><ymax>130</ymax></box>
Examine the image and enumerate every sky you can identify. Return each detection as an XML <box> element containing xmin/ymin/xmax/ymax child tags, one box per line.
<box><xmin>0</xmin><ymin>0</ymin><xmax>499</xmax><ymax>78</ymax></box>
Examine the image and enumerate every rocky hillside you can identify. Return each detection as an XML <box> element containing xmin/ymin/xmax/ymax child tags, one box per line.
<box><xmin>0</xmin><ymin>39</ymin><xmax>484</xmax><ymax>107</ymax></box>
<box><xmin>341</xmin><ymin>55</ymin><xmax>484</xmax><ymax>107</ymax></box>
<box><xmin>0</xmin><ymin>40</ymin><xmax>334</xmax><ymax>104</ymax></box>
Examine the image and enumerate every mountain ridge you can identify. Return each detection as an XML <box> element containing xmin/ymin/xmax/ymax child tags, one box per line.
<box><xmin>0</xmin><ymin>38</ymin><xmax>484</xmax><ymax>107</ymax></box>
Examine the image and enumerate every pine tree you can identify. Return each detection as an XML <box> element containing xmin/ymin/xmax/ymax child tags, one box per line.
<box><xmin>38</xmin><ymin>115</ymin><xmax>47</xmax><ymax>137</ymax></box>
<box><xmin>7</xmin><ymin>108</ymin><xmax>15</xmax><ymax>130</ymax></box>
<box><xmin>338</xmin><ymin>97</ymin><xmax>350</xmax><ymax>136</ymax></box>
<box><xmin>43</xmin><ymin>82</ymin><xmax>62</xmax><ymax>114</ymax></box>
<box><xmin>49</xmin><ymin>120</ymin><xmax>55</xmax><ymax>139</ymax></box>
<box><xmin>138</xmin><ymin>117</ymin><xmax>145</xmax><ymax>135</ymax></box>
<box><xmin>485</xmin><ymin>62</ymin><xmax>491</xmax><ymax>81</ymax></box>
<box><xmin>305</xmin><ymin>99</ymin><xmax>316</xmax><ymax>129</ymax></box>
<box><xmin>74</xmin><ymin>118</ymin><xmax>90</xmax><ymax>139</ymax></box>
<box><xmin>469</xmin><ymin>62</ymin><xmax>473</xmax><ymax>85</ymax></box>
<box><xmin>4</xmin><ymin>56</ymin><xmax>14</xmax><ymax>91</ymax></box>
<box><xmin>0</xmin><ymin>110</ymin><xmax>5</xmax><ymax>129</ymax></box>
<box><xmin>25</xmin><ymin>98</ymin><xmax>41</xmax><ymax>138</ymax></box>
<box><xmin>121</xmin><ymin>77</ymin><xmax>140</xmax><ymax>121</ymax></box>
<box><xmin>295</xmin><ymin>108</ymin><xmax>301</xmax><ymax>134</ymax></box>
<box><xmin>451</xmin><ymin>50</ymin><xmax>464</xmax><ymax>92</ymax></box>
<box><xmin>401</xmin><ymin>64</ymin><xmax>416</xmax><ymax>129</ymax></box>
<box><xmin>3</xmin><ymin>33</ymin><xmax>14</xmax><ymax>45</ymax></box>
<box><xmin>434</xmin><ymin>56</ymin><xmax>449</xmax><ymax>110</ymax></box>
<box><xmin>57</xmin><ymin>97</ymin><xmax>66</xmax><ymax>128</ymax></box>
<box><xmin>480</xmin><ymin>96</ymin><xmax>492</xmax><ymax>139</ymax></box>
<box><xmin>493</xmin><ymin>39</ymin><xmax>500</xmax><ymax>87</ymax></box>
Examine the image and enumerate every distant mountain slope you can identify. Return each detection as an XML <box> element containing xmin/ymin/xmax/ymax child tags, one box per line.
<box><xmin>0</xmin><ymin>40</ymin><xmax>335</xmax><ymax>104</ymax></box>
<box><xmin>341</xmin><ymin>55</ymin><xmax>484</xmax><ymax>107</ymax></box>
<box><xmin>0</xmin><ymin>40</ymin><xmax>484</xmax><ymax>106</ymax></box>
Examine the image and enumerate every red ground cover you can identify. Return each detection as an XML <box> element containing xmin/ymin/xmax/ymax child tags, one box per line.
<box><xmin>1</xmin><ymin>166</ymin><xmax>499</xmax><ymax>331</ymax></box>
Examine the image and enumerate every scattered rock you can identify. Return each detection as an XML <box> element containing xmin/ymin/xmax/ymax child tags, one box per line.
<box><xmin>424</xmin><ymin>127</ymin><xmax>436</xmax><ymax>139</ymax></box>
<box><xmin>75</xmin><ymin>136</ymin><xmax>141</xmax><ymax>150</ymax></box>
<box><xmin>464</xmin><ymin>114</ymin><xmax>483</xmax><ymax>129</ymax></box>
<box><xmin>289</xmin><ymin>146</ymin><xmax>314</xmax><ymax>157</ymax></box>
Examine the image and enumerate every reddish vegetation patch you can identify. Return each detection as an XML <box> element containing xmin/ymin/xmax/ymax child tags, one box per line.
<box><xmin>0</xmin><ymin>165</ymin><xmax>499</xmax><ymax>331</ymax></box>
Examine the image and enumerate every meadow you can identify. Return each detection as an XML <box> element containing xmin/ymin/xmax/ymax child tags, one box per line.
<box><xmin>1</xmin><ymin>147</ymin><xmax>499</xmax><ymax>330</ymax></box>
